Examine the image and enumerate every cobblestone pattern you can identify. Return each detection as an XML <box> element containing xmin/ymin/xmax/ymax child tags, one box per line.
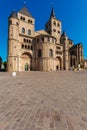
<box><xmin>0</xmin><ymin>71</ymin><xmax>87</xmax><ymax>130</ymax></box>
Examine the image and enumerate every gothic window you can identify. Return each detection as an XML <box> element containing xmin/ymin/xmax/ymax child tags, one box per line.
<box><xmin>28</xmin><ymin>30</ymin><xmax>31</xmax><ymax>35</ymax></box>
<box><xmin>49</xmin><ymin>49</ymin><xmax>53</xmax><ymax>57</ymax></box>
<box><xmin>38</xmin><ymin>49</ymin><xmax>42</xmax><ymax>57</ymax></box>
<box><xmin>22</xmin><ymin>28</ymin><xmax>25</xmax><ymax>34</ymax></box>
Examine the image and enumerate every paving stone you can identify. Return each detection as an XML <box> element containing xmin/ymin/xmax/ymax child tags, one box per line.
<box><xmin>0</xmin><ymin>71</ymin><xmax>87</xmax><ymax>130</ymax></box>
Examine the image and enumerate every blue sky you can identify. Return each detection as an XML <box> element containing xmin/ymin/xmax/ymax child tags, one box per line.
<box><xmin>0</xmin><ymin>0</ymin><xmax>87</xmax><ymax>61</ymax></box>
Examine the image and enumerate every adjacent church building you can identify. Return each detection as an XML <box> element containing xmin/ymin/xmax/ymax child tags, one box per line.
<box><xmin>7</xmin><ymin>6</ymin><xmax>84</xmax><ymax>72</ymax></box>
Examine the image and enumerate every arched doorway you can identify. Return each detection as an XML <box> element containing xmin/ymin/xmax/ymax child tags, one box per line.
<box><xmin>20</xmin><ymin>52</ymin><xmax>32</xmax><ymax>71</ymax></box>
<box><xmin>55</xmin><ymin>57</ymin><xmax>62</xmax><ymax>71</ymax></box>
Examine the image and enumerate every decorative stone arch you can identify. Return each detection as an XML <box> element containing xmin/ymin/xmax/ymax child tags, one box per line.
<box><xmin>55</xmin><ymin>56</ymin><xmax>62</xmax><ymax>71</ymax></box>
<box><xmin>20</xmin><ymin>52</ymin><xmax>32</xmax><ymax>71</ymax></box>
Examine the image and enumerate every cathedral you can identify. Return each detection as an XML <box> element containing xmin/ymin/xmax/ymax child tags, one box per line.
<box><xmin>7</xmin><ymin>6</ymin><xmax>84</xmax><ymax>72</ymax></box>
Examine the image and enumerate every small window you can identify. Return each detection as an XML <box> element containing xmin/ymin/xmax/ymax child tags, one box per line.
<box><xmin>27</xmin><ymin>39</ymin><xmax>28</xmax><ymax>43</ymax></box>
<box><xmin>23</xmin><ymin>17</ymin><xmax>25</xmax><ymax>21</ymax></box>
<box><xmin>9</xmin><ymin>20</ymin><xmax>12</xmax><ymax>24</ymax></box>
<box><xmin>22</xmin><ymin>28</ymin><xmax>25</xmax><ymax>34</ymax></box>
<box><xmin>56</xmin><ymin>46</ymin><xmax>61</xmax><ymax>49</ymax></box>
<box><xmin>49</xmin><ymin>49</ymin><xmax>53</xmax><ymax>57</ymax></box>
<box><xmin>25</xmin><ymin>45</ymin><xmax>27</xmax><ymax>49</ymax></box>
<box><xmin>31</xmin><ymin>45</ymin><xmax>33</xmax><ymax>50</ymax></box>
<box><xmin>38</xmin><ymin>49</ymin><xmax>42</xmax><ymax>57</ymax></box>
<box><xmin>28</xmin><ymin>19</ymin><xmax>30</xmax><ymax>23</ymax></box>
<box><xmin>28</xmin><ymin>45</ymin><xmax>30</xmax><ymax>49</ymax></box>
<box><xmin>24</xmin><ymin>38</ymin><xmax>26</xmax><ymax>42</ymax></box>
<box><xmin>29</xmin><ymin>40</ymin><xmax>31</xmax><ymax>43</ymax></box>
<box><xmin>30</xmin><ymin>20</ymin><xmax>32</xmax><ymax>23</ymax></box>
<box><xmin>41</xmin><ymin>37</ymin><xmax>44</xmax><ymax>42</ymax></box>
<box><xmin>28</xmin><ymin>30</ymin><xmax>31</xmax><ymax>35</ymax></box>
<box><xmin>53</xmin><ymin>29</ymin><xmax>56</xmax><ymax>32</ymax></box>
<box><xmin>58</xmin><ymin>31</ymin><xmax>60</xmax><ymax>34</ymax></box>
<box><xmin>37</xmin><ymin>38</ymin><xmax>39</xmax><ymax>43</ymax></box>
<box><xmin>53</xmin><ymin>21</ymin><xmax>56</xmax><ymax>26</ymax></box>
<box><xmin>28</xmin><ymin>19</ymin><xmax>32</xmax><ymax>24</ymax></box>
<box><xmin>57</xmin><ymin>23</ymin><xmax>60</xmax><ymax>27</ymax></box>
<box><xmin>21</xmin><ymin>44</ymin><xmax>24</xmax><ymax>49</ymax></box>
<box><xmin>20</xmin><ymin>16</ymin><xmax>22</xmax><ymax>20</ymax></box>
<box><xmin>47</xmin><ymin>37</ymin><xmax>50</xmax><ymax>42</ymax></box>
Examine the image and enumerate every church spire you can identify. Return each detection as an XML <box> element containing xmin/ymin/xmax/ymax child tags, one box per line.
<box><xmin>50</xmin><ymin>8</ymin><xmax>56</xmax><ymax>18</ymax></box>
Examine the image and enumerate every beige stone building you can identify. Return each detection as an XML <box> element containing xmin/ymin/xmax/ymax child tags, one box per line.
<box><xmin>7</xmin><ymin>7</ymin><xmax>84</xmax><ymax>72</ymax></box>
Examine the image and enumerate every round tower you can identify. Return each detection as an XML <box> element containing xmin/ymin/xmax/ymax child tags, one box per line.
<box><xmin>34</xmin><ymin>31</ymin><xmax>57</xmax><ymax>71</ymax></box>
<box><xmin>7</xmin><ymin>11</ymin><xmax>19</xmax><ymax>72</ymax></box>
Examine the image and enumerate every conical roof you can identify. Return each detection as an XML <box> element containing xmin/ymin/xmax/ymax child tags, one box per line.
<box><xmin>62</xmin><ymin>31</ymin><xmax>67</xmax><ymax>37</ymax></box>
<box><xmin>19</xmin><ymin>7</ymin><xmax>33</xmax><ymax>18</ymax></box>
<box><xmin>50</xmin><ymin>8</ymin><xmax>56</xmax><ymax>18</ymax></box>
<box><xmin>9</xmin><ymin>11</ymin><xmax>17</xmax><ymax>19</ymax></box>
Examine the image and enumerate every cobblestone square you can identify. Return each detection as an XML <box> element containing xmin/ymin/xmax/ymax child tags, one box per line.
<box><xmin>0</xmin><ymin>71</ymin><xmax>87</xmax><ymax>130</ymax></box>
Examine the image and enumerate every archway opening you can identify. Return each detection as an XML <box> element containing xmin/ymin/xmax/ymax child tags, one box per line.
<box><xmin>55</xmin><ymin>57</ymin><xmax>62</xmax><ymax>71</ymax></box>
<box><xmin>21</xmin><ymin>52</ymin><xmax>32</xmax><ymax>71</ymax></box>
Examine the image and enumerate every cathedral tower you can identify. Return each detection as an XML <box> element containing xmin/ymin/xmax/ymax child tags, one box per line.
<box><xmin>7</xmin><ymin>7</ymin><xmax>35</xmax><ymax>72</ymax></box>
<box><xmin>45</xmin><ymin>8</ymin><xmax>62</xmax><ymax>43</ymax></box>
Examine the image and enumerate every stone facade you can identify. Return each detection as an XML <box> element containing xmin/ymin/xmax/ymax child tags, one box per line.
<box><xmin>7</xmin><ymin>7</ymin><xmax>84</xmax><ymax>72</ymax></box>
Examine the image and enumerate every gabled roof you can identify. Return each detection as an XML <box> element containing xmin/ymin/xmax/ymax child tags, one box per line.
<box><xmin>9</xmin><ymin>11</ymin><xmax>17</xmax><ymax>19</ymax></box>
<box><xmin>18</xmin><ymin>7</ymin><xmax>33</xmax><ymax>18</ymax></box>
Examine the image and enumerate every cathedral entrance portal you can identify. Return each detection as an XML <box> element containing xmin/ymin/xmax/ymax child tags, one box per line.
<box><xmin>20</xmin><ymin>52</ymin><xmax>32</xmax><ymax>71</ymax></box>
<box><xmin>55</xmin><ymin>57</ymin><xmax>62</xmax><ymax>71</ymax></box>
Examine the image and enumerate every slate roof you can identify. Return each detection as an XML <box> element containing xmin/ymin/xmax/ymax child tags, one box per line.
<box><xmin>50</xmin><ymin>8</ymin><xmax>56</xmax><ymax>18</ymax></box>
<box><xmin>18</xmin><ymin>7</ymin><xmax>33</xmax><ymax>18</ymax></box>
<box><xmin>9</xmin><ymin>11</ymin><xmax>17</xmax><ymax>19</ymax></box>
